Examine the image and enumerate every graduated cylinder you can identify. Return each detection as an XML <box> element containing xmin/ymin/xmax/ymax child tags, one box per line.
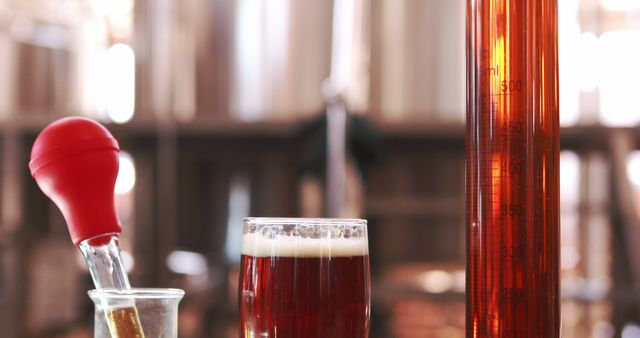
<box><xmin>466</xmin><ymin>0</ymin><xmax>560</xmax><ymax>337</ymax></box>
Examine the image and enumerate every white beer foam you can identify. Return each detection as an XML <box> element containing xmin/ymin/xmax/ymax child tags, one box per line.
<box><xmin>241</xmin><ymin>233</ymin><xmax>369</xmax><ymax>257</ymax></box>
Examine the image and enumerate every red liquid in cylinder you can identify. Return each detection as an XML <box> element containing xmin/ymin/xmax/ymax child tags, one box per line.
<box><xmin>466</xmin><ymin>1</ymin><xmax>560</xmax><ymax>337</ymax></box>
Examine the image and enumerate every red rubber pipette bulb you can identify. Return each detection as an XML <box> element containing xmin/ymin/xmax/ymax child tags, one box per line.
<box><xmin>29</xmin><ymin>117</ymin><xmax>122</xmax><ymax>246</ymax></box>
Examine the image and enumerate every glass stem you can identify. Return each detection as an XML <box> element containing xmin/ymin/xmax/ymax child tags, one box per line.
<box><xmin>79</xmin><ymin>234</ymin><xmax>131</xmax><ymax>289</ymax></box>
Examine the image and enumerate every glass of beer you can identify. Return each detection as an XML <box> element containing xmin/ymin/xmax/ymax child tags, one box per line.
<box><xmin>239</xmin><ymin>217</ymin><xmax>370</xmax><ymax>338</ymax></box>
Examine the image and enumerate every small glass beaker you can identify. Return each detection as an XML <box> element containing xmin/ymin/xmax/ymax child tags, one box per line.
<box><xmin>89</xmin><ymin>288</ymin><xmax>184</xmax><ymax>338</ymax></box>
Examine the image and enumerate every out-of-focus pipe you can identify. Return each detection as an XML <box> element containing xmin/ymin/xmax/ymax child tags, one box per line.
<box><xmin>325</xmin><ymin>0</ymin><xmax>365</xmax><ymax>218</ymax></box>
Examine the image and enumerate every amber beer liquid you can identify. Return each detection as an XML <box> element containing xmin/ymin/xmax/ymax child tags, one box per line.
<box><xmin>105</xmin><ymin>307</ymin><xmax>145</xmax><ymax>338</ymax></box>
<box><xmin>466</xmin><ymin>0</ymin><xmax>560</xmax><ymax>337</ymax></box>
<box><xmin>239</xmin><ymin>218</ymin><xmax>370</xmax><ymax>338</ymax></box>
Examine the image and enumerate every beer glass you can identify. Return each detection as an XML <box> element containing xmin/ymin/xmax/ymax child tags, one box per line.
<box><xmin>239</xmin><ymin>217</ymin><xmax>370</xmax><ymax>338</ymax></box>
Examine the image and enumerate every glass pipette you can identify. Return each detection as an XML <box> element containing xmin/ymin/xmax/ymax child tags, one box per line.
<box><xmin>30</xmin><ymin>117</ymin><xmax>145</xmax><ymax>337</ymax></box>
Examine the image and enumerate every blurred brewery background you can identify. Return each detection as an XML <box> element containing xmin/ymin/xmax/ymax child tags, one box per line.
<box><xmin>0</xmin><ymin>0</ymin><xmax>640</xmax><ymax>337</ymax></box>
